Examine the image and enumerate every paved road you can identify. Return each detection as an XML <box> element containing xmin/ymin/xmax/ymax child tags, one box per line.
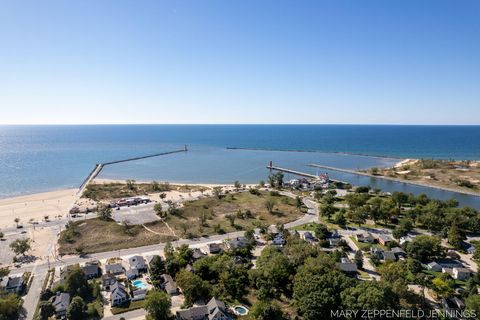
<box><xmin>103</xmin><ymin>308</ymin><xmax>146</xmax><ymax>320</ymax></box>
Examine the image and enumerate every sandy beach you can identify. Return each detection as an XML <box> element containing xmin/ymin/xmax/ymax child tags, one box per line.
<box><xmin>0</xmin><ymin>189</ymin><xmax>77</xmax><ymax>228</ymax></box>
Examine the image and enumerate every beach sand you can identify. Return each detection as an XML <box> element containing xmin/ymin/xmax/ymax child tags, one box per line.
<box><xmin>0</xmin><ymin>189</ymin><xmax>77</xmax><ymax>228</ymax></box>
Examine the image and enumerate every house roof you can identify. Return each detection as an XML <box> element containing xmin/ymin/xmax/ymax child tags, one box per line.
<box><xmin>207</xmin><ymin>297</ymin><xmax>226</xmax><ymax>313</ymax></box>
<box><xmin>6</xmin><ymin>276</ymin><xmax>24</xmax><ymax>288</ymax></box>
<box><xmin>391</xmin><ymin>247</ymin><xmax>406</xmax><ymax>255</ymax></box>
<box><xmin>110</xmin><ymin>281</ymin><xmax>128</xmax><ymax>299</ymax></box>
<box><xmin>453</xmin><ymin>267</ymin><xmax>471</xmax><ymax>274</ymax></box>
<box><xmin>383</xmin><ymin>251</ymin><xmax>396</xmax><ymax>261</ymax></box>
<box><xmin>105</xmin><ymin>263</ymin><xmax>124</xmax><ymax>274</ymax></box>
<box><xmin>192</xmin><ymin>248</ymin><xmax>207</xmax><ymax>260</ymax></box>
<box><xmin>161</xmin><ymin>274</ymin><xmax>177</xmax><ymax>293</ymax></box>
<box><xmin>50</xmin><ymin>292</ymin><xmax>70</xmax><ymax>313</ymax></box>
<box><xmin>176</xmin><ymin>305</ymin><xmax>209</xmax><ymax>320</ymax></box>
<box><xmin>129</xmin><ymin>255</ymin><xmax>146</xmax><ymax>269</ymax></box>
<box><xmin>229</xmin><ymin>237</ymin><xmax>247</xmax><ymax>249</ymax></box>
<box><xmin>82</xmin><ymin>265</ymin><xmax>99</xmax><ymax>276</ymax></box>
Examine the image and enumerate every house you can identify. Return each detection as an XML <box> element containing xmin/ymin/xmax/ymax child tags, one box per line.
<box><xmin>129</xmin><ymin>255</ymin><xmax>147</xmax><ymax>273</ymax></box>
<box><xmin>227</xmin><ymin>237</ymin><xmax>247</xmax><ymax>250</ymax></box>
<box><xmin>301</xmin><ymin>232</ymin><xmax>316</xmax><ymax>242</ymax></box>
<box><xmin>207</xmin><ymin>243</ymin><xmax>222</xmax><ymax>254</ymax></box>
<box><xmin>391</xmin><ymin>247</ymin><xmax>407</xmax><ymax>259</ymax></box>
<box><xmin>101</xmin><ymin>273</ymin><xmax>117</xmax><ymax>290</ymax></box>
<box><xmin>383</xmin><ymin>251</ymin><xmax>397</xmax><ymax>262</ymax></box>
<box><xmin>192</xmin><ymin>248</ymin><xmax>207</xmax><ymax>260</ymax></box>
<box><xmin>3</xmin><ymin>276</ymin><xmax>25</xmax><ymax>294</ymax></box>
<box><xmin>110</xmin><ymin>281</ymin><xmax>129</xmax><ymax>306</ymax></box>
<box><xmin>161</xmin><ymin>274</ymin><xmax>177</xmax><ymax>295</ymax></box>
<box><xmin>355</xmin><ymin>232</ymin><xmax>374</xmax><ymax>243</ymax></box>
<box><xmin>337</xmin><ymin>257</ymin><xmax>357</xmax><ymax>273</ymax></box>
<box><xmin>329</xmin><ymin>237</ymin><xmax>342</xmax><ymax>247</ymax></box>
<box><xmin>377</xmin><ymin>234</ymin><xmax>392</xmax><ymax>246</ymax></box>
<box><xmin>50</xmin><ymin>292</ymin><xmax>70</xmax><ymax>318</ymax></box>
<box><xmin>206</xmin><ymin>297</ymin><xmax>231</xmax><ymax>320</ymax></box>
<box><xmin>105</xmin><ymin>263</ymin><xmax>124</xmax><ymax>275</ymax></box>
<box><xmin>399</xmin><ymin>235</ymin><xmax>415</xmax><ymax>245</ymax></box>
<box><xmin>370</xmin><ymin>248</ymin><xmax>384</xmax><ymax>260</ymax></box>
<box><xmin>462</xmin><ymin>242</ymin><xmax>476</xmax><ymax>254</ymax></box>
<box><xmin>125</xmin><ymin>268</ymin><xmax>139</xmax><ymax>280</ymax></box>
<box><xmin>442</xmin><ymin>296</ymin><xmax>465</xmax><ymax>313</ymax></box>
<box><xmin>146</xmin><ymin>254</ymin><xmax>161</xmax><ymax>267</ymax></box>
<box><xmin>437</xmin><ymin>259</ymin><xmax>464</xmax><ymax>269</ymax></box>
<box><xmin>176</xmin><ymin>305</ymin><xmax>209</xmax><ymax>320</ymax></box>
<box><xmin>452</xmin><ymin>267</ymin><xmax>471</xmax><ymax>280</ymax></box>
<box><xmin>132</xmin><ymin>288</ymin><xmax>147</xmax><ymax>301</ymax></box>
<box><xmin>176</xmin><ymin>297</ymin><xmax>230</xmax><ymax>320</ymax></box>
<box><xmin>82</xmin><ymin>265</ymin><xmax>100</xmax><ymax>279</ymax></box>
<box><xmin>272</xmin><ymin>234</ymin><xmax>285</xmax><ymax>246</ymax></box>
<box><xmin>426</xmin><ymin>262</ymin><xmax>443</xmax><ymax>272</ymax></box>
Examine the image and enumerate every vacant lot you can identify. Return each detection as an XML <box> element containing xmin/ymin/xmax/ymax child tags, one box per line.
<box><xmin>369</xmin><ymin>159</ymin><xmax>480</xmax><ymax>195</ymax></box>
<box><xmin>166</xmin><ymin>190</ymin><xmax>306</xmax><ymax>238</ymax></box>
<box><xmin>58</xmin><ymin>218</ymin><xmax>177</xmax><ymax>255</ymax></box>
<box><xmin>83</xmin><ymin>181</ymin><xmax>208</xmax><ymax>201</ymax></box>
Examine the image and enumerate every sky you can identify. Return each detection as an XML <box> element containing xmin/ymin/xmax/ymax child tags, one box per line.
<box><xmin>0</xmin><ymin>0</ymin><xmax>479</xmax><ymax>125</ymax></box>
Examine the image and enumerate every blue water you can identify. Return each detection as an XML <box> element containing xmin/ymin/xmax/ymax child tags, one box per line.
<box><xmin>0</xmin><ymin>125</ymin><xmax>479</xmax><ymax>207</ymax></box>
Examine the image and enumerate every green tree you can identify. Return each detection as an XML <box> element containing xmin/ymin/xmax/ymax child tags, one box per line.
<box><xmin>265</xmin><ymin>200</ymin><xmax>275</xmax><ymax>213</ymax></box>
<box><xmin>250</xmin><ymin>300</ymin><xmax>284</xmax><ymax>320</ymax></box>
<box><xmin>354</xmin><ymin>250</ymin><xmax>364</xmax><ymax>269</ymax></box>
<box><xmin>175</xmin><ymin>270</ymin><xmax>209</xmax><ymax>306</ymax></box>
<box><xmin>465</xmin><ymin>294</ymin><xmax>480</xmax><ymax>317</ymax></box>
<box><xmin>0</xmin><ymin>294</ymin><xmax>22</xmax><ymax>320</ymax></box>
<box><xmin>295</xmin><ymin>196</ymin><xmax>303</xmax><ymax>209</ymax></box>
<box><xmin>341</xmin><ymin>281</ymin><xmax>398</xmax><ymax>311</ymax></box>
<box><xmin>149</xmin><ymin>255</ymin><xmax>166</xmax><ymax>288</ymax></box>
<box><xmin>67</xmin><ymin>296</ymin><xmax>87</xmax><ymax>320</ymax></box>
<box><xmin>0</xmin><ymin>267</ymin><xmax>9</xmax><ymax>278</ymax></box>
<box><xmin>97</xmin><ymin>204</ymin><xmax>112</xmax><ymax>220</ymax></box>
<box><xmin>405</xmin><ymin>235</ymin><xmax>444</xmax><ymax>262</ymax></box>
<box><xmin>9</xmin><ymin>238</ymin><xmax>32</xmax><ymax>256</ymax></box>
<box><xmin>234</xmin><ymin>181</ymin><xmax>241</xmax><ymax>189</ymax></box>
<box><xmin>154</xmin><ymin>203</ymin><xmax>166</xmax><ymax>219</ymax></box>
<box><xmin>14</xmin><ymin>217</ymin><xmax>20</xmax><ymax>228</ymax></box>
<box><xmin>65</xmin><ymin>267</ymin><xmax>89</xmax><ymax>298</ymax></box>
<box><xmin>144</xmin><ymin>290</ymin><xmax>171</xmax><ymax>320</ymax></box>
<box><xmin>447</xmin><ymin>223</ymin><xmax>466</xmax><ymax>249</ymax></box>
<box><xmin>293</xmin><ymin>256</ymin><xmax>355</xmax><ymax>320</ymax></box>
<box><xmin>39</xmin><ymin>301</ymin><xmax>55</xmax><ymax>320</ymax></box>
<box><xmin>321</xmin><ymin>204</ymin><xmax>336</xmax><ymax>220</ymax></box>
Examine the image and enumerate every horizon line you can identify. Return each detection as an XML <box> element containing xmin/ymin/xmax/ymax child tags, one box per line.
<box><xmin>0</xmin><ymin>123</ymin><xmax>480</xmax><ymax>126</ymax></box>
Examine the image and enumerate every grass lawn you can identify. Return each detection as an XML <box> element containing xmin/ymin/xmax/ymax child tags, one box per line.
<box><xmin>111</xmin><ymin>300</ymin><xmax>145</xmax><ymax>315</ymax></box>
<box><xmin>83</xmin><ymin>181</ymin><xmax>207</xmax><ymax>201</ymax></box>
<box><xmin>166</xmin><ymin>191</ymin><xmax>305</xmax><ymax>238</ymax></box>
<box><xmin>58</xmin><ymin>218</ymin><xmax>178</xmax><ymax>254</ymax></box>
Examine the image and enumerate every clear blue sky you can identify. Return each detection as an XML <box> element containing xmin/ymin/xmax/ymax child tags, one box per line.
<box><xmin>1</xmin><ymin>0</ymin><xmax>479</xmax><ymax>124</ymax></box>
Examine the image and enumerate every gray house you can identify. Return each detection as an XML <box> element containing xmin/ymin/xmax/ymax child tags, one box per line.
<box><xmin>110</xmin><ymin>281</ymin><xmax>129</xmax><ymax>306</ymax></box>
<box><xmin>101</xmin><ymin>273</ymin><xmax>117</xmax><ymax>290</ymax></box>
<box><xmin>82</xmin><ymin>265</ymin><xmax>100</xmax><ymax>279</ymax></box>
<box><xmin>105</xmin><ymin>263</ymin><xmax>124</xmax><ymax>275</ymax></box>
<box><xmin>337</xmin><ymin>257</ymin><xmax>357</xmax><ymax>273</ymax></box>
<box><xmin>50</xmin><ymin>292</ymin><xmax>70</xmax><ymax>318</ymax></box>
<box><xmin>3</xmin><ymin>276</ymin><xmax>25</xmax><ymax>294</ymax></box>
<box><xmin>129</xmin><ymin>255</ymin><xmax>147</xmax><ymax>273</ymax></box>
<box><xmin>161</xmin><ymin>274</ymin><xmax>177</xmax><ymax>295</ymax></box>
<box><xmin>176</xmin><ymin>297</ymin><xmax>230</xmax><ymax>320</ymax></box>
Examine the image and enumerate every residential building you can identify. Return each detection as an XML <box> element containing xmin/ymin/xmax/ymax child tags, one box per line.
<box><xmin>301</xmin><ymin>232</ymin><xmax>316</xmax><ymax>242</ymax></box>
<box><xmin>355</xmin><ymin>232</ymin><xmax>374</xmax><ymax>243</ymax></box>
<box><xmin>50</xmin><ymin>292</ymin><xmax>70</xmax><ymax>318</ymax></box>
<box><xmin>337</xmin><ymin>257</ymin><xmax>357</xmax><ymax>273</ymax></box>
<box><xmin>161</xmin><ymin>274</ymin><xmax>177</xmax><ymax>295</ymax></box>
<box><xmin>102</xmin><ymin>273</ymin><xmax>117</xmax><ymax>290</ymax></box>
<box><xmin>377</xmin><ymin>234</ymin><xmax>392</xmax><ymax>246</ymax></box>
<box><xmin>105</xmin><ymin>263</ymin><xmax>124</xmax><ymax>275</ymax></box>
<box><xmin>129</xmin><ymin>255</ymin><xmax>147</xmax><ymax>273</ymax></box>
<box><xmin>82</xmin><ymin>265</ymin><xmax>100</xmax><ymax>280</ymax></box>
<box><xmin>452</xmin><ymin>267</ymin><xmax>471</xmax><ymax>280</ymax></box>
<box><xmin>110</xmin><ymin>281</ymin><xmax>129</xmax><ymax>306</ymax></box>
<box><xmin>2</xmin><ymin>276</ymin><xmax>25</xmax><ymax>294</ymax></box>
<box><xmin>426</xmin><ymin>262</ymin><xmax>442</xmax><ymax>272</ymax></box>
<box><xmin>176</xmin><ymin>297</ymin><xmax>230</xmax><ymax>320</ymax></box>
<box><xmin>132</xmin><ymin>289</ymin><xmax>147</xmax><ymax>301</ymax></box>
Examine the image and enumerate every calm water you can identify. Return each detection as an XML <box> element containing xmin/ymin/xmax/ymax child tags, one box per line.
<box><xmin>0</xmin><ymin>125</ymin><xmax>479</xmax><ymax>207</ymax></box>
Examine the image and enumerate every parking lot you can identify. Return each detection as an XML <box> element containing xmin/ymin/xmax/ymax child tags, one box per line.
<box><xmin>112</xmin><ymin>203</ymin><xmax>160</xmax><ymax>225</ymax></box>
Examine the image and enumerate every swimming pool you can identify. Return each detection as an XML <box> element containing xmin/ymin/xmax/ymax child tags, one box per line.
<box><xmin>233</xmin><ymin>306</ymin><xmax>249</xmax><ymax>316</ymax></box>
<box><xmin>132</xmin><ymin>279</ymin><xmax>148</xmax><ymax>290</ymax></box>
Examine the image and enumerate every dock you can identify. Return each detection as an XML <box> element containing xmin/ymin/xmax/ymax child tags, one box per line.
<box><xmin>307</xmin><ymin>164</ymin><xmax>372</xmax><ymax>177</ymax></box>
<box><xmin>267</xmin><ymin>165</ymin><xmax>318</xmax><ymax>179</ymax></box>
<box><xmin>77</xmin><ymin>147</ymin><xmax>188</xmax><ymax>196</ymax></box>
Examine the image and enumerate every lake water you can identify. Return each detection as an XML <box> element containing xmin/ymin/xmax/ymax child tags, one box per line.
<box><xmin>0</xmin><ymin>125</ymin><xmax>479</xmax><ymax>208</ymax></box>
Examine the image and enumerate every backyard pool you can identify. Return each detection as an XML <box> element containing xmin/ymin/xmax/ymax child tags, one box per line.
<box><xmin>233</xmin><ymin>306</ymin><xmax>249</xmax><ymax>316</ymax></box>
<box><xmin>132</xmin><ymin>279</ymin><xmax>148</xmax><ymax>290</ymax></box>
